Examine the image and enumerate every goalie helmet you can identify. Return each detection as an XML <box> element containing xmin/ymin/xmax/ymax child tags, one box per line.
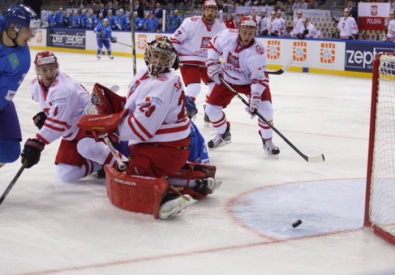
<box><xmin>144</xmin><ymin>37</ymin><xmax>177</xmax><ymax>78</ymax></box>
<box><xmin>34</xmin><ymin>51</ymin><xmax>58</xmax><ymax>67</ymax></box>
<box><xmin>4</xmin><ymin>4</ymin><xmax>40</xmax><ymax>33</ymax></box>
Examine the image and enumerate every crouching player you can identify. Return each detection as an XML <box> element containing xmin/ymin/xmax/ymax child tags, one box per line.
<box><xmin>20</xmin><ymin>51</ymin><xmax>128</xmax><ymax>182</ymax></box>
<box><xmin>78</xmin><ymin>37</ymin><xmax>219</xmax><ymax>220</ymax></box>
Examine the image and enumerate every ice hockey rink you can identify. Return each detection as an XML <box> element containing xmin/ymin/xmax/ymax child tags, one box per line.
<box><xmin>1</xmin><ymin>49</ymin><xmax>395</xmax><ymax>275</ymax></box>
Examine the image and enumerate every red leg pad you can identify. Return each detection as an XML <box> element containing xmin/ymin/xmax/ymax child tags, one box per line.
<box><xmin>104</xmin><ymin>165</ymin><xmax>168</xmax><ymax>219</ymax></box>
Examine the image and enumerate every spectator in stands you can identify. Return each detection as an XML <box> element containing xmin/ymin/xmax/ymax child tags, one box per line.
<box><xmin>97</xmin><ymin>3</ymin><xmax>106</xmax><ymax>18</ymax></box>
<box><xmin>346</xmin><ymin>0</ymin><xmax>358</xmax><ymax>23</ymax></box>
<box><xmin>168</xmin><ymin>10</ymin><xmax>183</xmax><ymax>32</ymax></box>
<box><xmin>147</xmin><ymin>12</ymin><xmax>159</xmax><ymax>31</ymax></box>
<box><xmin>134</xmin><ymin>0</ymin><xmax>145</xmax><ymax>19</ymax></box>
<box><xmin>106</xmin><ymin>1</ymin><xmax>117</xmax><ymax>16</ymax></box>
<box><xmin>156</xmin><ymin>17</ymin><xmax>163</xmax><ymax>32</ymax></box>
<box><xmin>224</xmin><ymin>13</ymin><xmax>237</xmax><ymax>29</ymax></box>
<box><xmin>292</xmin><ymin>0</ymin><xmax>308</xmax><ymax>11</ymax></box>
<box><xmin>153</xmin><ymin>2</ymin><xmax>163</xmax><ymax>19</ymax></box>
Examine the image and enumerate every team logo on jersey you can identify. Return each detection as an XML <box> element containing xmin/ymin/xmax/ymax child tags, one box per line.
<box><xmin>226</xmin><ymin>52</ymin><xmax>240</xmax><ymax>68</ymax></box>
<box><xmin>200</xmin><ymin>37</ymin><xmax>211</xmax><ymax>48</ymax></box>
<box><xmin>128</xmin><ymin>80</ymin><xmax>140</xmax><ymax>97</ymax></box>
<box><xmin>8</xmin><ymin>53</ymin><xmax>20</xmax><ymax>70</ymax></box>
<box><xmin>255</xmin><ymin>45</ymin><xmax>264</xmax><ymax>55</ymax></box>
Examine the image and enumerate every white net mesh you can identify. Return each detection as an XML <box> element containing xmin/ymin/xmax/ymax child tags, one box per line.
<box><xmin>369</xmin><ymin>54</ymin><xmax>395</xmax><ymax>237</ymax></box>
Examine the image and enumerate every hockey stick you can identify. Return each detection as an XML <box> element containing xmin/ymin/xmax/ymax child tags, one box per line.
<box><xmin>0</xmin><ymin>160</ymin><xmax>28</xmax><ymax>205</ymax></box>
<box><xmin>129</xmin><ymin>7</ymin><xmax>137</xmax><ymax>76</ymax></box>
<box><xmin>99</xmin><ymin>134</ymin><xmax>127</xmax><ymax>171</ymax></box>
<box><xmin>115</xmin><ymin>41</ymin><xmax>133</xmax><ymax>48</ymax></box>
<box><xmin>179</xmin><ymin>59</ymin><xmax>292</xmax><ymax>75</ymax></box>
<box><xmin>219</xmin><ymin>77</ymin><xmax>325</xmax><ymax>163</ymax></box>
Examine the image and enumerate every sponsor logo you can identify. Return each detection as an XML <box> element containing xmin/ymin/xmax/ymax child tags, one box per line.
<box><xmin>48</xmin><ymin>30</ymin><xmax>86</xmax><ymax>49</ymax></box>
<box><xmin>345</xmin><ymin>43</ymin><xmax>395</xmax><ymax>72</ymax></box>
<box><xmin>267</xmin><ymin>40</ymin><xmax>280</xmax><ymax>60</ymax></box>
<box><xmin>114</xmin><ymin>177</ymin><xmax>137</xmax><ymax>186</ymax></box>
<box><xmin>320</xmin><ymin>43</ymin><xmax>336</xmax><ymax>64</ymax></box>
<box><xmin>138</xmin><ymin>34</ymin><xmax>147</xmax><ymax>50</ymax></box>
<box><xmin>292</xmin><ymin>41</ymin><xmax>307</xmax><ymax>62</ymax></box>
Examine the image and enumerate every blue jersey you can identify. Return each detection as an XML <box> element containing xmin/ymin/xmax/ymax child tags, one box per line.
<box><xmin>168</xmin><ymin>15</ymin><xmax>182</xmax><ymax>31</ymax></box>
<box><xmin>147</xmin><ymin>17</ymin><xmax>159</xmax><ymax>31</ymax></box>
<box><xmin>116</xmin><ymin>14</ymin><xmax>127</xmax><ymax>30</ymax></box>
<box><xmin>54</xmin><ymin>11</ymin><xmax>63</xmax><ymax>27</ymax></box>
<box><xmin>188</xmin><ymin>121</ymin><xmax>209</xmax><ymax>164</ymax></box>
<box><xmin>47</xmin><ymin>14</ymin><xmax>56</xmax><ymax>27</ymax></box>
<box><xmin>94</xmin><ymin>23</ymin><xmax>112</xmax><ymax>39</ymax></box>
<box><xmin>0</xmin><ymin>18</ymin><xmax>31</xmax><ymax>111</ymax></box>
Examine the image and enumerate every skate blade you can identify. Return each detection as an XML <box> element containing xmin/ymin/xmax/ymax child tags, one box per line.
<box><xmin>208</xmin><ymin>140</ymin><xmax>232</xmax><ymax>151</ymax></box>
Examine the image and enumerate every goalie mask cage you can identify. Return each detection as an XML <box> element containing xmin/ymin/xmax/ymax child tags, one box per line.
<box><xmin>365</xmin><ymin>52</ymin><xmax>395</xmax><ymax>245</ymax></box>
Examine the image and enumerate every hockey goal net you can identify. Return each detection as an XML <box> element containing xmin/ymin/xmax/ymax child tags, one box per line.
<box><xmin>365</xmin><ymin>52</ymin><xmax>395</xmax><ymax>245</ymax></box>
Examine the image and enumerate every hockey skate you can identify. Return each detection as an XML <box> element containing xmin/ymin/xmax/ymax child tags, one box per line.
<box><xmin>207</xmin><ymin>123</ymin><xmax>231</xmax><ymax>150</ymax></box>
<box><xmin>194</xmin><ymin>177</ymin><xmax>222</xmax><ymax>196</ymax></box>
<box><xmin>109</xmin><ymin>55</ymin><xmax>114</xmax><ymax>60</ymax></box>
<box><xmin>262</xmin><ymin>138</ymin><xmax>280</xmax><ymax>158</ymax></box>
<box><xmin>0</xmin><ymin>163</ymin><xmax>4</xmax><ymax>168</ymax></box>
<box><xmin>159</xmin><ymin>194</ymin><xmax>197</xmax><ymax>220</ymax></box>
<box><xmin>97</xmin><ymin>55</ymin><xmax>101</xmax><ymax>59</ymax></box>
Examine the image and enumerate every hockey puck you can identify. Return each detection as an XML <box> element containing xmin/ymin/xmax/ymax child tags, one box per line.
<box><xmin>292</xmin><ymin>219</ymin><xmax>302</xmax><ymax>228</ymax></box>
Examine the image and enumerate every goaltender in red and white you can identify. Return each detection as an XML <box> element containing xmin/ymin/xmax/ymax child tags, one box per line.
<box><xmin>20</xmin><ymin>51</ymin><xmax>128</xmax><ymax>181</ymax></box>
<box><xmin>78</xmin><ymin>37</ymin><xmax>219</xmax><ymax>220</ymax></box>
<box><xmin>204</xmin><ymin>17</ymin><xmax>280</xmax><ymax>157</ymax></box>
<box><xmin>170</xmin><ymin>0</ymin><xmax>226</xmax><ymax>125</ymax></box>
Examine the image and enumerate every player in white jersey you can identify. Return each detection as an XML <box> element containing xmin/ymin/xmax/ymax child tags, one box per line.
<box><xmin>275</xmin><ymin>10</ymin><xmax>286</xmax><ymax>36</ymax></box>
<box><xmin>299</xmin><ymin>17</ymin><xmax>322</xmax><ymax>38</ymax></box>
<box><xmin>268</xmin><ymin>10</ymin><xmax>281</xmax><ymax>36</ymax></box>
<box><xmin>204</xmin><ymin>18</ymin><xmax>280</xmax><ymax>157</ymax></box>
<box><xmin>170</xmin><ymin>0</ymin><xmax>226</xmax><ymax>126</ymax></box>
<box><xmin>291</xmin><ymin>9</ymin><xmax>303</xmax><ymax>37</ymax></box>
<box><xmin>20</xmin><ymin>51</ymin><xmax>128</xmax><ymax>182</ymax></box>
<box><xmin>337</xmin><ymin>8</ymin><xmax>358</xmax><ymax>39</ymax></box>
<box><xmin>78</xmin><ymin>37</ymin><xmax>219</xmax><ymax>219</ymax></box>
<box><xmin>258</xmin><ymin>10</ymin><xmax>268</xmax><ymax>35</ymax></box>
<box><xmin>386</xmin><ymin>10</ymin><xmax>395</xmax><ymax>42</ymax></box>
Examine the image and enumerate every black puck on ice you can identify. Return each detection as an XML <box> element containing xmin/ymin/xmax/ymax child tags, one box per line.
<box><xmin>292</xmin><ymin>219</ymin><xmax>302</xmax><ymax>228</ymax></box>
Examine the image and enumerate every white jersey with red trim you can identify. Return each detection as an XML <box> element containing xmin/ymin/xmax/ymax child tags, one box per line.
<box><xmin>30</xmin><ymin>72</ymin><xmax>91</xmax><ymax>144</ymax></box>
<box><xmin>337</xmin><ymin>16</ymin><xmax>358</xmax><ymax>39</ymax></box>
<box><xmin>291</xmin><ymin>17</ymin><xmax>303</xmax><ymax>37</ymax></box>
<box><xmin>387</xmin><ymin>19</ymin><xmax>395</xmax><ymax>42</ymax></box>
<box><xmin>301</xmin><ymin>22</ymin><xmax>322</xmax><ymax>38</ymax></box>
<box><xmin>170</xmin><ymin>16</ymin><xmax>226</xmax><ymax>63</ymax></box>
<box><xmin>207</xmin><ymin>28</ymin><xmax>269</xmax><ymax>96</ymax></box>
<box><xmin>118</xmin><ymin>68</ymin><xmax>190</xmax><ymax>145</ymax></box>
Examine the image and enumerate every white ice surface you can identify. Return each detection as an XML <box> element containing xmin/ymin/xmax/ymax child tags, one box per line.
<box><xmin>1</xmin><ymin>50</ymin><xmax>395</xmax><ymax>275</ymax></box>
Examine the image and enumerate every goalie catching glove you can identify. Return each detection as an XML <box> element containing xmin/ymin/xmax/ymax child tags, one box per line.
<box><xmin>206</xmin><ymin>59</ymin><xmax>223</xmax><ymax>85</ymax></box>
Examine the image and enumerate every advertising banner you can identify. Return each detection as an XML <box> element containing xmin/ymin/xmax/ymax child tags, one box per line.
<box><xmin>345</xmin><ymin>41</ymin><xmax>395</xmax><ymax>72</ymax></box>
<box><xmin>358</xmin><ymin>2</ymin><xmax>390</xmax><ymax>31</ymax></box>
<box><xmin>47</xmin><ymin>28</ymin><xmax>86</xmax><ymax>49</ymax></box>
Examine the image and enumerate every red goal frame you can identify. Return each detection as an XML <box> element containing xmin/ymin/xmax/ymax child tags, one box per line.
<box><xmin>364</xmin><ymin>52</ymin><xmax>395</xmax><ymax>245</ymax></box>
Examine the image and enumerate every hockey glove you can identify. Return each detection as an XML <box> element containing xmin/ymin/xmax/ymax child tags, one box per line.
<box><xmin>96</xmin><ymin>32</ymin><xmax>103</xmax><ymax>38</ymax></box>
<box><xmin>110</xmin><ymin>36</ymin><xmax>117</xmax><ymax>43</ymax></box>
<box><xmin>32</xmin><ymin>111</ymin><xmax>47</xmax><ymax>130</ymax></box>
<box><xmin>246</xmin><ymin>92</ymin><xmax>261</xmax><ymax>119</ymax></box>
<box><xmin>303</xmin><ymin>29</ymin><xmax>309</xmax><ymax>35</ymax></box>
<box><xmin>349</xmin><ymin>34</ymin><xmax>357</xmax><ymax>40</ymax></box>
<box><xmin>21</xmin><ymin>138</ymin><xmax>45</xmax><ymax>168</ymax></box>
<box><xmin>206</xmin><ymin>59</ymin><xmax>223</xmax><ymax>85</ymax></box>
<box><xmin>262</xmin><ymin>29</ymin><xmax>269</xmax><ymax>36</ymax></box>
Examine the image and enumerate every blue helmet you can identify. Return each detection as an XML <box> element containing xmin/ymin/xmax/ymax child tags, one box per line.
<box><xmin>4</xmin><ymin>4</ymin><xmax>40</xmax><ymax>32</ymax></box>
<box><xmin>186</xmin><ymin>96</ymin><xmax>198</xmax><ymax>119</ymax></box>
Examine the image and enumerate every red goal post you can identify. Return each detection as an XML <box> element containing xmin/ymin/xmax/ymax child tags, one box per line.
<box><xmin>365</xmin><ymin>52</ymin><xmax>395</xmax><ymax>245</ymax></box>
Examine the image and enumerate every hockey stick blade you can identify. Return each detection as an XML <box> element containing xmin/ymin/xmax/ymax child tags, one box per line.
<box><xmin>267</xmin><ymin>59</ymin><xmax>293</xmax><ymax>75</ymax></box>
<box><xmin>219</xmin><ymin>77</ymin><xmax>325</xmax><ymax>163</ymax></box>
<box><xmin>0</xmin><ymin>160</ymin><xmax>28</xmax><ymax>205</ymax></box>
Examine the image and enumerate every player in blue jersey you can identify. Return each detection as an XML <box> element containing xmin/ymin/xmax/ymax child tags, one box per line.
<box><xmin>186</xmin><ymin>96</ymin><xmax>210</xmax><ymax>164</ymax></box>
<box><xmin>0</xmin><ymin>4</ymin><xmax>40</xmax><ymax>168</ymax></box>
<box><xmin>93</xmin><ymin>18</ymin><xmax>115</xmax><ymax>60</ymax></box>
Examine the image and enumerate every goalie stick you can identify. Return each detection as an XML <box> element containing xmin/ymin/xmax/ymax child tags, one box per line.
<box><xmin>0</xmin><ymin>160</ymin><xmax>28</xmax><ymax>205</ymax></box>
<box><xmin>179</xmin><ymin>59</ymin><xmax>293</xmax><ymax>75</ymax></box>
<box><xmin>219</xmin><ymin>77</ymin><xmax>325</xmax><ymax>163</ymax></box>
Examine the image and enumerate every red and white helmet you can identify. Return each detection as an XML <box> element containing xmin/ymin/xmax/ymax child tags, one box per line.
<box><xmin>203</xmin><ymin>0</ymin><xmax>218</xmax><ymax>9</ymax></box>
<box><xmin>239</xmin><ymin>17</ymin><xmax>257</xmax><ymax>30</ymax></box>
<box><xmin>34</xmin><ymin>51</ymin><xmax>58</xmax><ymax>67</ymax></box>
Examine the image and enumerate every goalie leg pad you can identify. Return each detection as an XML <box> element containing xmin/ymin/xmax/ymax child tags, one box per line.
<box><xmin>104</xmin><ymin>165</ymin><xmax>168</xmax><ymax>219</ymax></box>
